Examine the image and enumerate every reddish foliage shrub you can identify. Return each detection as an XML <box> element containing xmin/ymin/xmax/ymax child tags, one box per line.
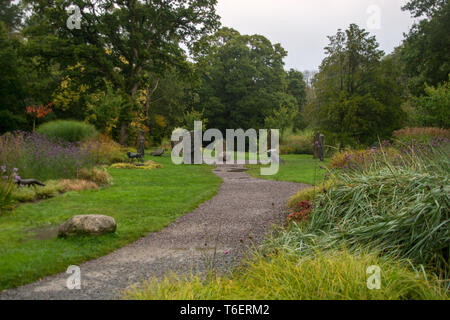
<box><xmin>288</xmin><ymin>200</ymin><xmax>313</xmax><ymax>222</ymax></box>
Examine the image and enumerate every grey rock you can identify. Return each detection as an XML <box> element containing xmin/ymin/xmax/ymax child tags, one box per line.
<box><xmin>58</xmin><ymin>215</ymin><xmax>117</xmax><ymax>238</ymax></box>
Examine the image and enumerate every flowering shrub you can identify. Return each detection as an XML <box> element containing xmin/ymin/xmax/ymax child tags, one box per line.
<box><xmin>288</xmin><ymin>200</ymin><xmax>313</xmax><ymax>222</ymax></box>
<box><xmin>0</xmin><ymin>131</ymin><xmax>95</xmax><ymax>181</ymax></box>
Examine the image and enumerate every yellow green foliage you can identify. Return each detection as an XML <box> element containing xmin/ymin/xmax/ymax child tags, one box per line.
<box><xmin>124</xmin><ymin>249</ymin><xmax>448</xmax><ymax>300</ymax></box>
<box><xmin>52</xmin><ymin>65</ymin><xmax>88</xmax><ymax>111</ymax></box>
<box><xmin>110</xmin><ymin>161</ymin><xmax>163</xmax><ymax>170</ymax></box>
<box><xmin>11</xmin><ymin>187</ymin><xmax>36</xmax><ymax>202</ymax></box>
<box><xmin>287</xmin><ymin>180</ymin><xmax>335</xmax><ymax>209</ymax></box>
<box><xmin>34</xmin><ymin>181</ymin><xmax>64</xmax><ymax>199</ymax></box>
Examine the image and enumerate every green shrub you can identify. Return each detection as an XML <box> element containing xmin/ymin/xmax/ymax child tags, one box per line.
<box><xmin>37</xmin><ymin>120</ymin><xmax>98</xmax><ymax>143</ymax></box>
<box><xmin>124</xmin><ymin>249</ymin><xmax>448</xmax><ymax>300</ymax></box>
<box><xmin>413</xmin><ymin>80</ymin><xmax>450</xmax><ymax>128</ymax></box>
<box><xmin>281</xmin><ymin>131</ymin><xmax>314</xmax><ymax>155</ymax></box>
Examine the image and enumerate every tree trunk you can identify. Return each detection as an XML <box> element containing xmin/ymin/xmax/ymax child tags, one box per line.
<box><xmin>119</xmin><ymin>121</ymin><xmax>129</xmax><ymax>146</ymax></box>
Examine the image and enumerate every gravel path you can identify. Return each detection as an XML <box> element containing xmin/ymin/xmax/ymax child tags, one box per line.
<box><xmin>0</xmin><ymin>165</ymin><xmax>307</xmax><ymax>300</ymax></box>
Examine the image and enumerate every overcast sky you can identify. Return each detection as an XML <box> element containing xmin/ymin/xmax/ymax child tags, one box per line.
<box><xmin>217</xmin><ymin>0</ymin><xmax>417</xmax><ymax>71</ymax></box>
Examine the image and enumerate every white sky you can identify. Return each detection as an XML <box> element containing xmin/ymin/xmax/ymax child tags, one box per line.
<box><xmin>217</xmin><ymin>0</ymin><xmax>417</xmax><ymax>71</ymax></box>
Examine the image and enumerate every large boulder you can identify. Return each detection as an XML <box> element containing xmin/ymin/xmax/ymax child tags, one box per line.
<box><xmin>58</xmin><ymin>215</ymin><xmax>117</xmax><ymax>238</ymax></box>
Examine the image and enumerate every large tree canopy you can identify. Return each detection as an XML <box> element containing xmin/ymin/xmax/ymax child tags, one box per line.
<box><xmin>314</xmin><ymin>24</ymin><xmax>404</xmax><ymax>145</ymax></box>
<box><xmin>23</xmin><ymin>0</ymin><xmax>219</xmax><ymax>144</ymax></box>
<box><xmin>400</xmin><ymin>0</ymin><xmax>450</xmax><ymax>94</ymax></box>
<box><xmin>192</xmin><ymin>27</ymin><xmax>304</xmax><ymax>132</ymax></box>
<box><xmin>0</xmin><ymin>22</ymin><xmax>27</xmax><ymax>133</ymax></box>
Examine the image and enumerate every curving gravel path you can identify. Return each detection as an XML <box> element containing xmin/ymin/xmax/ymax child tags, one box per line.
<box><xmin>0</xmin><ymin>165</ymin><xmax>307</xmax><ymax>300</ymax></box>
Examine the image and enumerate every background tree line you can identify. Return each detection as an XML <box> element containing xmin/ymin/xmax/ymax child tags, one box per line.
<box><xmin>0</xmin><ymin>0</ymin><xmax>448</xmax><ymax>148</ymax></box>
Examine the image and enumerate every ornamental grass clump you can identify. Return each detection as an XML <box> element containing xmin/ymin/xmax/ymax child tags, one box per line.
<box><xmin>272</xmin><ymin>142</ymin><xmax>450</xmax><ymax>278</ymax></box>
<box><xmin>37</xmin><ymin>120</ymin><xmax>97</xmax><ymax>143</ymax></box>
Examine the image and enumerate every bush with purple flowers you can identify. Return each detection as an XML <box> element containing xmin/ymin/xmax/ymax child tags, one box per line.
<box><xmin>0</xmin><ymin>131</ymin><xmax>95</xmax><ymax>181</ymax></box>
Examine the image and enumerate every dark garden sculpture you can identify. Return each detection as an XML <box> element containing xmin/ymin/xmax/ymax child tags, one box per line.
<box><xmin>16</xmin><ymin>178</ymin><xmax>46</xmax><ymax>188</ymax></box>
<box><xmin>126</xmin><ymin>151</ymin><xmax>144</xmax><ymax>162</ymax></box>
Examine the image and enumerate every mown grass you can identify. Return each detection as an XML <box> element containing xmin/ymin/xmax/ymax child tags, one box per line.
<box><xmin>0</xmin><ymin>154</ymin><xmax>221</xmax><ymax>290</ymax></box>
<box><xmin>246</xmin><ymin>154</ymin><xmax>329</xmax><ymax>185</ymax></box>
<box><xmin>124</xmin><ymin>249</ymin><xmax>448</xmax><ymax>300</ymax></box>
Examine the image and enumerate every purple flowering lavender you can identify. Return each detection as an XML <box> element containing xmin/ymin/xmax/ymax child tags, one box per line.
<box><xmin>0</xmin><ymin>131</ymin><xmax>95</xmax><ymax>181</ymax></box>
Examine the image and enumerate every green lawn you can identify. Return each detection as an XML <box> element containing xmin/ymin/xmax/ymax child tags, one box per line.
<box><xmin>0</xmin><ymin>155</ymin><xmax>221</xmax><ymax>290</ymax></box>
<box><xmin>246</xmin><ymin>154</ymin><xmax>329</xmax><ymax>185</ymax></box>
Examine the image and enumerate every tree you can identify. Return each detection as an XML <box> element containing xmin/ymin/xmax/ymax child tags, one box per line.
<box><xmin>24</xmin><ymin>0</ymin><xmax>219</xmax><ymax>145</ymax></box>
<box><xmin>400</xmin><ymin>0</ymin><xmax>450</xmax><ymax>94</ymax></box>
<box><xmin>0</xmin><ymin>0</ymin><xmax>23</xmax><ymax>33</ymax></box>
<box><xmin>264</xmin><ymin>105</ymin><xmax>297</xmax><ymax>138</ymax></box>
<box><xmin>401</xmin><ymin>0</ymin><xmax>447</xmax><ymax>18</ymax></box>
<box><xmin>413</xmin><ymin>79</ymin><xmax>450</xmax><ymax>128</ymax></box>
<box><xmin>0</xmin><ymin>22</ymin><xmax>26</xmax><ymax>133</ymax></box>
<box><xmin>193</xmin><ymin>28</ymin><xmax>296</xmax><ymax>132</ymax></box>
<box><xmin>286</xmin><ymin>69</ymin><xmax>307</xmax><ymax>130</ymax></box>
<box><xmin>26</xmin><ymin>102</ymin><xmax>53</xmax><ymax>132</ymax></box>
<box><xmin>314</xmin><ymin>24</ymin><xmax>404</xmax><ymax>145</ymax></box>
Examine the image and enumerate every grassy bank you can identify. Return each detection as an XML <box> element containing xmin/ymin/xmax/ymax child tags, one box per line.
<box><xmin>0</xmin><ymin>155</ymin><xmax>221</xmax><ymax>290</ymax></box>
